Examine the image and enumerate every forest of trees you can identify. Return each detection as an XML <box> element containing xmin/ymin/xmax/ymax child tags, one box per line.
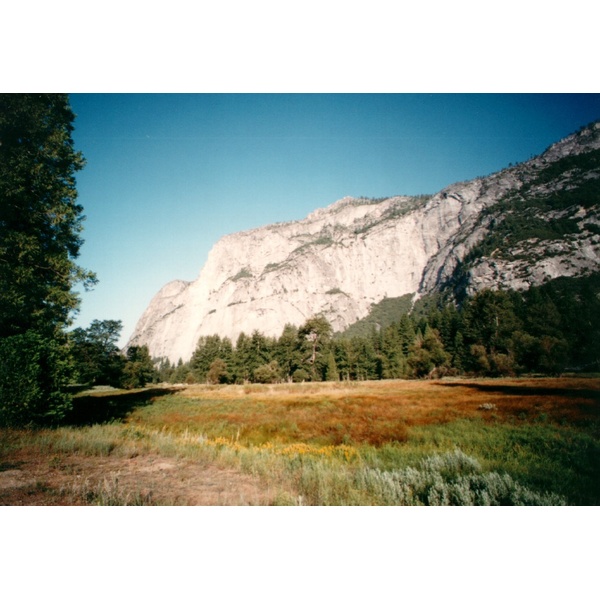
<box><xmin>155</xmin><ymin>274</ymin><xmax>600</xmax><ymax>385</ymax></box>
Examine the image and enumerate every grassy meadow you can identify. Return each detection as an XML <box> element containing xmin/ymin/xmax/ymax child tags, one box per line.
<box><xmin>1</xmin><ymin>377</ymin><xmax>599</xmax><ymax>505</ymax></box>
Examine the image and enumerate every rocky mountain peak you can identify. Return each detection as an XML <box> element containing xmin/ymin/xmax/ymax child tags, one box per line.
<box><xmin>127</xmin><ymin>122</ymin><xmax>600</xmax><ymax>362</ymax></box>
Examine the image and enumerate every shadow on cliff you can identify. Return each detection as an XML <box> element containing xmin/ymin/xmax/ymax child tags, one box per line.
<box><xmin>66</xmin><ymin>387</ymin><xmax>176</xmax><ymax>426</ymax></box>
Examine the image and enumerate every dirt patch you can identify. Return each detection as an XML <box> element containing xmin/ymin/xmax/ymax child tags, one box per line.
<box><xmin>0</xmin><ymin>450</ymin><xmax>278</xmax><ymax>506</ymax></box>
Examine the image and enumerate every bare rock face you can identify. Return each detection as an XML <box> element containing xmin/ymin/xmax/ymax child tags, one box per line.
<box><xmin>128</xmin><ymin>123</ymin><xmax>600</xmax><ymax>362</ymax></box>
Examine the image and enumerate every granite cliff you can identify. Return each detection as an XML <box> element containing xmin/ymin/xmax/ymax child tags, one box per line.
<box><xmin>128</xmin><ymin>122</ymin><xmax>600</xmax><ymax>362</ymax></box>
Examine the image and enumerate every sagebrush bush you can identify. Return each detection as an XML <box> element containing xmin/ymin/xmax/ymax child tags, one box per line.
<box><xmin>354</xmin><ymin>449</ymin><xmax>566</xmax><ymax>506</ymax></box>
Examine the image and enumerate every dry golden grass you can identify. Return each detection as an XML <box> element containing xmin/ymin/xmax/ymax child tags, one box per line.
<box><xmin>0</xmin><ymin>437</ymin><xmax>279</xmax><ymax>506</ymax></box>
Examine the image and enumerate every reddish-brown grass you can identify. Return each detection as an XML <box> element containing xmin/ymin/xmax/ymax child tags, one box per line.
<box><xmin>163</xmin><ymin>377</ymin><xmax>600</xmax><ymax>446</ymax></box>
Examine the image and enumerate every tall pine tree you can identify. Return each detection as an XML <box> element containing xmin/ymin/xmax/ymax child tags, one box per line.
<box><xmin>0</xmin><ymin>94</ymin><xmax>96</xmax><ymax>337</ymax></box>
<box><xmin>0</xmin><ymin>94</ymin><xmax>95</xmax><ymax>424</ymax></box>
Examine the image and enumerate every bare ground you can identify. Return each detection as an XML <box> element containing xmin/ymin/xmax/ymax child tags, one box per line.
<box><xmin>0</xmin><ymin>449</ymin><xmax>278</xmax><ymax>506</ymax></box>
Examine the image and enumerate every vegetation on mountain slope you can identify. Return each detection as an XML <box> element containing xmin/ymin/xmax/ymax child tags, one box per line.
<box><xmin>449</xmin><ymin>146</ymin><xmax>600</xmax><ymax>295</ymax></box>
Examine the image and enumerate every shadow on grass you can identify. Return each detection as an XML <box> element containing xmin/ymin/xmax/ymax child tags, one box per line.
<box><xmin>0</xmin><ymin>461</ymin><xmax>24</xmax><ymax>472</ymax></box>
<box><xmin>438</xmin><ymin>381</ymin><xmax>600</xmax><ymax>425</ymax></box>
<box><xmin>66</xmin><ymin>387</ymin><xmax>176</xmax><ymax>426</ymax></box>
<box><xmin>437</xmin><ymin>381</ymin><xmax>600</xmax><ymax>402</ymax></box>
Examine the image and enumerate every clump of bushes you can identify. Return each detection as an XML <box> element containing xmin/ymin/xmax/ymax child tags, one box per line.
<box><xmin>354</xmin><ymin>449</ymin><xmax>566</xmax><ymax>506</ymax></box>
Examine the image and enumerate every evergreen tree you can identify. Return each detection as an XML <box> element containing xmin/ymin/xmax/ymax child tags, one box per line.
<box><xmin>231</xmin><ymin>330</ymin><xmax>273</xmax><ymax>383</ymax></box>
<box><xmin>0</xmin><ymin>94</ymin><xmax>95</xmax><ymax>424</ymax></box>
<box><xmin>156</xmin><ymin>357</ymin><xmax>174</xmax><ymax>382</ymax></box>
<box><xmin>544</xmin><ymin>276</ymin><xmax>600</xmax><ymax>370</ymax></box>
<box><xmin>439</xmin><ymin>304</ymin><xmax>461</xmax><ymax>349</ymax></box>
<box><xmin>462</xmin><ymin>289</ymin><xmax>521</xmax><ymax>355</ymax></box>
<box><xmin>0</xmin><ymin>331</ymin><xmax>73</xmax><ymax>425</ymax></box>
<box><xmin>170</xmin><ymin>358</ymin><xmax>192</xmax><ymax>383</ymax></box>
<box><xmin>249</xmin><ymin>330</ymin><xmax>273</xmax><ymax>376</ymax></box>
<box><xmin>0</xmin><ymin>94</ymin><xmax>96</xmax><ymax>337</ymax></box>
<box><xmin>232</xmin><ymin>332</ymin><xmax>252</xmax><ymax>383</ymax></box>
<box><xmin>274</xmin><ymin>324</ymin><xmax>302</xmax><ymax>381</ymax></box>
<box><xmin>379</xmin><ymin>325</ymin><xmax>409</xmax><ymax>379</ymax></box>
<box><xmin>122</xmin><ymin>345</ymin><xmax>157</xmax><ymax>389</ymax></box>
<box><xmin>349</xmin><ymin>336</ymin><xmax>379</xmax><ymax>380</ymax></box>
<box><xmin>325</xmin><ymin>351</ymin><xmax>339</xmax><ymax>381</ymax></box>
<box><xmin>396</xmin><ymin>314</ymin><xmax>417</xmax><ymax>356</ymax></box>
<box><xmin>191</xmin><ymin>335</ymin><xmax>232</xmax><ymax>382</ymax></box>
<box><xmin>451</xmin><ymin>330</ymin><xmax>467</xmax><ymax>372</ymax></box>
<box><xmin>332</xmin><ymin>338</ymin><xmax>352</xmax><ymax>381</ymax></box>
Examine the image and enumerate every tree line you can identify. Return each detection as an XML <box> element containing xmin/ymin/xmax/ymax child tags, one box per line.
<box><xmin>156</xmin><ymin>274</ymin><xmax>600</xmax><ymax>384</ymax></box>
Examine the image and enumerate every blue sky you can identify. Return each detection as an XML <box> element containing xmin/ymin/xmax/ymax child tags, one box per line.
<box><xmin>68</xmin><ymin>94</ymin><xmax>600</xmax><ymax>345</ymax></box>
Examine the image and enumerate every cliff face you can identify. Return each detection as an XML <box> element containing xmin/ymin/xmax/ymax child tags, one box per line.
<box><xmin>128</xmin><ymin>123</ymin><xmax>600</xmax><ymax>362</ymax></box>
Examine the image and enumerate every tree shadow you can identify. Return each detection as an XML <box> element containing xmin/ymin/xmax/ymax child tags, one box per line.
<box><xmin>0</xmin><ymin>461</ymin><xmax>25</xmax><ymax>472</ymax></box>
<box><xmin>436</xmin><ymin>380</ymin><xmax>600</xmax><ymax>425</ymax></box>
<box><xmin>66</xmin><ymin>387</ymin><xmax>177</xmax><ymax>426</ymax></box>
<box><xmin>437</xmin><ymin>381</ymin><xmax>600</xmax><ymax>402</ymax></box>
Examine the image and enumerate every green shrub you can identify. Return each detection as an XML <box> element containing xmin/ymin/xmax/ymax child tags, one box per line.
<box><xmin>253</xmin><ymin>361</ymin><xmax>282</xmax><ymax>384</ymax></box>
<box><xmin>0</xmin><ymin>332</ymin><xmax>73</xmax><ymax>426</ymax></box>
<box><xmin>292</xmin><ymin>368</ymin><xmax>311</xmax><ymax>383</ymax></box>
<box><xmin>231</xmin><ymin>268</ymin><xmax>253</xmax><ymax>281</ymax></box>
<box><xmin>354</xmin><ymin>449</ymin><xmax>566</xmax><ymax>506</ymax></box>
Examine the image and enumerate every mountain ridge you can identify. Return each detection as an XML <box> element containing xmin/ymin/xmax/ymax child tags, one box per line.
<box><xmin>128</xmin><ymin>122</ymin><xmax>600</xmax><ymax>362</ymax></box>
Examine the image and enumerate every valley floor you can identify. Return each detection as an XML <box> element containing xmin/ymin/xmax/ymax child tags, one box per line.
<box><xmin>2</xmin><ymin>377</ymin><xmax>599</xmax><ymax>505</ymax></box>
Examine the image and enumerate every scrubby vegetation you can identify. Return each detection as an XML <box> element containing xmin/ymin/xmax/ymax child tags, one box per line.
<box><xmin>456</xmin><ymin>148</ymin><xmax>600</xmax><ymax>267</ymax></box>
<box><xmin>338</xmin><ymin>295</ymin><xmax>414</xmax><ymax>339</ymax></box>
